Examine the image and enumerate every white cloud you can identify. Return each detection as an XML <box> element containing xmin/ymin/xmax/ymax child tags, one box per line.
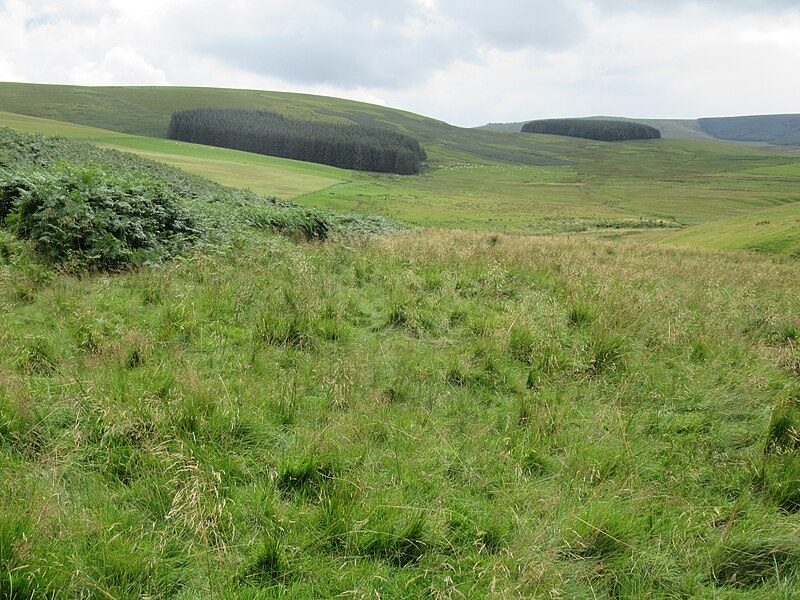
<box><xmin>70</xmin><ymin>47</ymin><xmax>166</xmax><ymax>86</ymax></box>
<box><xmin>0</xmin><ymin>0</ymin><xmax>798</xmax><ymax>125</ymax></box>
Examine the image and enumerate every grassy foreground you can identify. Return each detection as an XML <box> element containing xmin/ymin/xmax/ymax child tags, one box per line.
<box><xmin>2</xmin><ymin>229</ymin><xmax>799</xmax><ymax>598</ymax></box>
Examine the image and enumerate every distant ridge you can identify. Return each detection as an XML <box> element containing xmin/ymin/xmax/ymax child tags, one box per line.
<box><xmin>698</xmin><ymin>114</ymin><xmax>800</xmax><ymax>146</ymax></box>
<box><xmin>478</xmin><ymin>114</ymin><xmax>800</xmax><ymax>146</ymax></box>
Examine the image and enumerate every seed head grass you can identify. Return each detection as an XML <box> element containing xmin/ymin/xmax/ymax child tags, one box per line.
<box><xmin>1</xmin><ymin>229</ymin><xmax>799</xmax><ymax>597</ymax></box>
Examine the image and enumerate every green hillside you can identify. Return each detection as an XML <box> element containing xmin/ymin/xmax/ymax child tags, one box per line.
<box><xmin>659</xmin><ymin>201</ymin><xmax>800</xmax><ymax>257</ymax></box>
<box><xmin>0</xmin><ymin>111</ymin><xmax>348</xmax><ymax>199</ymax></box>
<box><xmin>0</xmin><ymin>82</ymin><xmax>567</xmax><ymax>165</ymax></box>
<box><xmin>3</xmin><ymin>87</ymin><xmax>800</xmax><ymax>597</ymax></box>
<box><xmin>2</xmin><ymin>83</ymin><xmax>799</xmax><ymax>248</ymax></box>
<box><xmin>700</xmin><ymin>114</ymin><xmax>800</xmax><ymax>146</ymax></box>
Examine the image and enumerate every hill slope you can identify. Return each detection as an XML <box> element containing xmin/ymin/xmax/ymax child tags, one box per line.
<box><xmin>480</xmin><ymin>115</ymin><xmax>800</xmax><ymax>145</ymax></box>
<box><xmin>699</xmin><ymin>114</ymin><xmax>800</xmax><ymax>146</ymax></box>
<box><xmin>0</xmin><ymin>82</ymin><xmax>567</xmax><ymax>166</ymax></box>
<box><xmin>659</xmin><ymin>201</ymin><xmax>800</xmax><ymax>257</ymax></box>
<box><xmin>0</xmin><ymin>111</ymin><xmax>348</xmax><ymax>199</ymax></box>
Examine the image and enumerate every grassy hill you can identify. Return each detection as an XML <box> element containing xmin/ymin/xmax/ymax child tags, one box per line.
<box><xmin>658</xmin><ymin>201</ymin><xmax>800</xmax><ymax>257</ymax></box>
<box><xmin>699</xmin><ymin>114</ymin><xmax>800</xmax><ymax>146</ymax></box>
<box><xmin>0</xmin><ymin>111</ymin><xmax>349</xmax><ymax>199</ymax></box>
<box><xmin>3</xmin><ymin>84</ymin><xmax>800</xmax><ymax>239</ymax></box>
<box><xmin>2</xmin><ymin>86</ymin><xmax>800</xmax><ymax>597</ymax></box>
<box><xmin>0</xmin><ymin>82</ymin><xmax>569</xmax><ymax>166</ymax></box>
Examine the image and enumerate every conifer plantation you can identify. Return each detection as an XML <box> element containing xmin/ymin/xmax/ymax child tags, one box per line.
<box><xmin>521</xmin><ymin>119</ymin><xmax>662</xmax><ymax>141</ymax></box>
<box><xmin>168</xmin><ymin>109</ymin><xmax>427</xmax><ymax>174</ymax></box>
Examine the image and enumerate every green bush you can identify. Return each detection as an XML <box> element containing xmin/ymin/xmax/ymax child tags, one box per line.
<box><xmin>1</xmin><ymin>164</ymin><xmax>199</xmax><ymax>271</ymax></box>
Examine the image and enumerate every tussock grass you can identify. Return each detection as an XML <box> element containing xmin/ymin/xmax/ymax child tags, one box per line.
<box><xmin>1</xmin><ymin>229</ymin><xmax>799</xmax><ymax>597</ymax></box>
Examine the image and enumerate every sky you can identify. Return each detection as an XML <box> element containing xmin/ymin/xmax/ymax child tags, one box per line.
<box><xmin>0</xmin><ymin>0</ymin><xmax>798</xmax><ymax>127</ymax></box>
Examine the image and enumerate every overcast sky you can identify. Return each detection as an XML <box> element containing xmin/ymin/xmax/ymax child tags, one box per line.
<box><xmin>0</xmin><ymin>0</ymin><xmax>798</xmax><ymax>126</ymax></box>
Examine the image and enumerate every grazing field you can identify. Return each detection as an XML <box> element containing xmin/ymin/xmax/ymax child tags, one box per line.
<box><xmin>658</xmin><ymin>202</ymin><xmax>800</xmax><ymax>257</ymax></box>
<box><xmin>300</xmin><ymin>140</ymin><xmax>800</xmax><ymax>233</ymax></box>
<box><xmin>2</xmin><ymin>85</ymin><xmax>800</xmax><ymax>238</ymax></box>
<box><xmin>2</xmin><ymin>228</ymin><xmax>799</xmax><ymax>598</ymax></box>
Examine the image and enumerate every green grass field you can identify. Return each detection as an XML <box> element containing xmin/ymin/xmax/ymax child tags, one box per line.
<box><xmin>299</xmin><ymin>139</ymin><xmax>800</xmax><ymax>233</ymax></box>
<box><xmin>658</xmin><ymin>202</ymin><xmax>800</xmax><ymax>257</ymax></box>
<box><xmin>2</xmin><ymin>229</ymin><xmax>799</xmax><ymax>598</ymax></box>
<box><xmin>2</xmin><ymin>84</ymin><xmax>800</xmax><ymax>598</ymax></box>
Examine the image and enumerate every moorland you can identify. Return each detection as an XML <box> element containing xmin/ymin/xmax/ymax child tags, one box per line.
<box><xmin>0</xmin><ymin>82</ymin><xmax>799</xmax><ymax>599</ymax></box>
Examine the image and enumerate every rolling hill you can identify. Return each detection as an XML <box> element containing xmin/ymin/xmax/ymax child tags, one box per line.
<box><xmin>0</xmin><ymin>82</ymin><xmax>569</xmax><ymax>166</ymax></box>
<box><xmin>2</xmin><ymin>83</ymin><xmax>800</xmax><ymax>598</ymax></box>
<box><xmin>479</xmin><ymin>114</ymin><xmax>800</xmax><ymax>145</ymax></box>
<box><xmin>1</xmin><ymin>82</ymin><xmax>799</xmax><ymax>253</ymax></box>
<box><xmin>699</xmin><ymin>114</ymin><xmax>800</xmax><ymax>146</ymax></box>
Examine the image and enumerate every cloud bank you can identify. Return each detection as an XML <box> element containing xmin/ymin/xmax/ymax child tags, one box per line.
<box><xmin>0</xmin><ymin>0</ymin><xmax>798</xmax><ymax>125</ymax></box>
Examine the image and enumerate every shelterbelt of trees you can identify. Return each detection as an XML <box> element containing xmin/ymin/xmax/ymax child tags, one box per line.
<box><xmin>168</xmin><ymin>109</ymin><xmax>427</xmax><ymax>175</ymax></box>
<box><xmin>521</xmin><ymin>119</ymin><xmax>662</xmax><ymax>142</ymax></box>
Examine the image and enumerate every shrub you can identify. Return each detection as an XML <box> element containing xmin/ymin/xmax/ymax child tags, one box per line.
<box><xmin>1</xmin><ymin>164</ymin><xmax>199</xmax><ymax>271</ymax></box>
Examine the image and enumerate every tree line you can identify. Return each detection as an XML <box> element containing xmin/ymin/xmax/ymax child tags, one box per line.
<box><xmin>521</xmin><ymin>119</ymin><xmax>661</xmax><ymax>142</ymax></box>
<box><xmin>168</xmin><ymin>109</ymin><xmax>427</xmax><ymax>174</ymax></box>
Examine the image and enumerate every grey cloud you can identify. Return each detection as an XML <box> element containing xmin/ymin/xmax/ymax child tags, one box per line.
<box><xmin>436</xmin><ymin>0</ymin><xmax>586</xmax><ymax>50</ymax></box>
<box><xmin>595</xmin><ymin>0</ymin><xmax>800</xmax><ymax>13</ymax></box>
<box><xmin>197</xmin><ymin>0</ymin><xmax>588</xmax><ymax>88</ymax></box>
<box><xmin>193</xmin><ymin>0</ymin><xmax>798</xmax><ymax>91</ymax></box>
<box><xmin>205</xmin><ymin>29</ymin><xmax>460</xmax><ymax>89</ymax></box>
<box><xmin>199</xmin><ymin>3</ymin><xmax>463</xmax><ymax>88</ymax></box>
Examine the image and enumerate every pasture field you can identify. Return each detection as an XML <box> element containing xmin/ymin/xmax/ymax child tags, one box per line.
<box><xmin>3</xmin><ymin>107</ymin><xmax>799</xmax><ymax>239</ymax></box>
<box><xmin>658</xmin><ymin>202</ymin><xmax>800</xmax><ymax>257</ymax></box>
<box><xmin>300</xmin><ymin>140</ymin><xmax>800</xmax><ymax>234</ymax></box>
<box><xmin>2</xmin><ymin>228</ymin><xmax>799</xmax><ymax>598</ymax></box>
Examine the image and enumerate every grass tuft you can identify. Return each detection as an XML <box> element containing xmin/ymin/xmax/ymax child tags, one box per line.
<box><xmin>562</xmin><ymin>502</ymin><xmax>636</xmax><ymax>559</ymax></box>
<box><xmin>277</xmin><ymin>456</ymin><xmax>336</xmax><ymax>501</ymax></box>
<box><xmin>357</xmin><ymin>509</ymin><xmax>428</xmax><ymax>567</ymax></box>
<box><xmin>711</xmin><ymin>536</ymin><xmax>800</xmax><ymax>588</ymax></box>
<box><xmin>240</xmin><ymin>534</ymin><xmax>291</xmax><ymax>588</ymax></box>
